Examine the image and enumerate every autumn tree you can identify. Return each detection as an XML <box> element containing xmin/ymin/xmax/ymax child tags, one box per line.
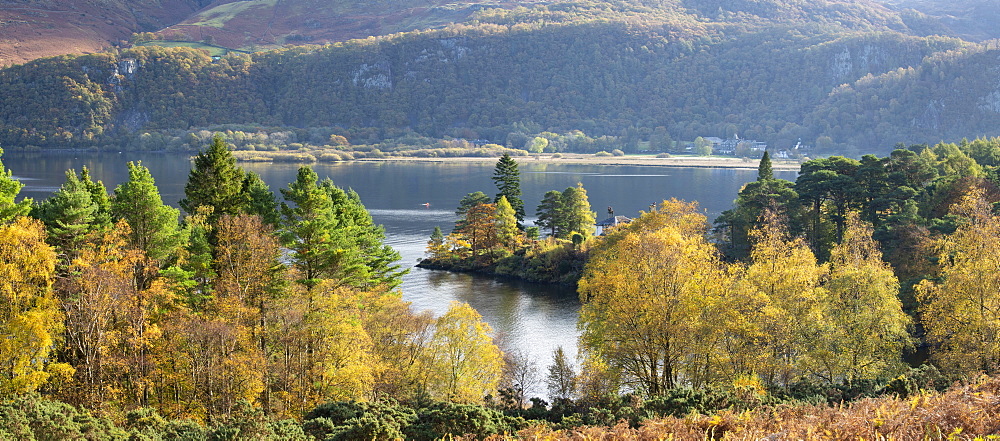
<box><xmin>807</xmin><ymin>212</ymin><xmax>910</xmax><ymax>384</ymax></box>
<box><xmin>454</xmin><ymin>191</ymin><xmax>491</xmax><ymax>233</ymax></box>
<box><xmin>420</xmin><ymin>302</ymin><xmax>504</xmax><ymax>403</ymax></box>
<box><xmin>732</xmin><ymin>211</ymin><xmax>827</xmax><ymax>386</ymax></box>
<box><xmin>917</xmin><ymin>188</ymin><xmax>1000</xmax><ymax>375</ymax></box>
<box><xmin>494</xmin><ymin>196</ymin><xmax>520</xmax><ymax>251</ymax></box>
<box><xmin>578</xmin><ymin>200</ymin><xmax>729</xmax><ymax>394</ymax></box>
<box><xmin>559</xmin><ymin>183</ymin><xmax>596</xmax><ymax>237</ymax></box>
<box><xmin>60</xmin><ymin>223</ymin><xmax>157</xmax><ymax>410</ymax></box>
<box><xmin>0</xmin><ymin>217</ymin><xmax>71</xmax><ymax>394</ymax></box>
<box><xmin>457</xmin><ymin>202</ymin><xmax>497</xmax><ymax>259</ymax></box>
<box><xmin>215</xmin><ymin>214</ymin><xmax>285</xmax><ymax>357</ymax></box>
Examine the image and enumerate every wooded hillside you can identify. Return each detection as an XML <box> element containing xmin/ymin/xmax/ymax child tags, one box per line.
<box><xmin>2</xmin><ymin>0</ymin><xmax>999</xmax><ymax>155</ymax></box>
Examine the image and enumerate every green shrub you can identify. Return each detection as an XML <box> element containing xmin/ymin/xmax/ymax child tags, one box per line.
<box><xmin>405</xmin><ymin>402</ymin><xmax>522</xmax><ymax>441</ymax></box>
<box><xmin>303</xmin><ymin>400</ymin><xmax>417</xmax><ymax>441</ymax></box>
<box><xmin>594</xmin><ymin>151</ymin><xmax>612</xmax><ymax>157</ymax></box>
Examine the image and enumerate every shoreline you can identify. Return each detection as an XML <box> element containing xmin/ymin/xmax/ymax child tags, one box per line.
<box><xmin>7</xmin><ymin>148</ymin><xmax>802</xmax><ymax>171</ymax></box>
<box><xmin>355</xmin><ymin>153</ymin><xmax>802</xmax><ymax>170</ymax></box>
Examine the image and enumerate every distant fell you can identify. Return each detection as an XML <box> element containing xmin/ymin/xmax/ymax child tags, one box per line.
<box><xmin>2</xmin><ymin>0</ymin><xmax>993</xmax><ymax>65</ymax></box>
<box><xmin>0</xmin><ymin>0</ymin><xmax>212</xmax><ymax>67</ymax></box>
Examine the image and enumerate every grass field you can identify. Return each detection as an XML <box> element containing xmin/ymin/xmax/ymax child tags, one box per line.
<box><xmin>136</xmin><ymin>41</ymin><xmax>230</xmax><ymax>57</ymax></box>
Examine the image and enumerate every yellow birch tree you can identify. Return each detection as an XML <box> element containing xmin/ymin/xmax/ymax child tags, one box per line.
<box><xmin>578</xmin><ymin>200</ymin><xmax>730</xmax><ymax>394</ymax></box>
<box><xmin>0</xmin><ymin>217</ymin><xmax>72</xmax><ymax>394</ymax></box>
<box><xmin>808</xmin><ymin>212</ymin><xmax>911</xmax><ymax>384</ymax></box>
<box><xmin>917</xmin><ymin>188</ymin><xmax>1000</xmax><ymax>375</ymax></box>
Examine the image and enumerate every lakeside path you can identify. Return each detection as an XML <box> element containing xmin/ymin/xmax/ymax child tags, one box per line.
<box><xmin>356</xmin><ymin>153</ymin><xmax>802</xmax><ymax>170</ymax></box>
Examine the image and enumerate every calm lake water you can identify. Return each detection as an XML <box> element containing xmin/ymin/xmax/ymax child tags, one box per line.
<box><xmin>5</xmin><ymin>151</ymin><xmax>795</xmax><ymax>397</ymax></box>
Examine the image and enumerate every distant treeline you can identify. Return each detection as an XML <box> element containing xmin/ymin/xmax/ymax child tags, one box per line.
<box><xmin>3</xmin><ymin>12</ymin><xmax>1000</xmax><ymax>155</ymax></box>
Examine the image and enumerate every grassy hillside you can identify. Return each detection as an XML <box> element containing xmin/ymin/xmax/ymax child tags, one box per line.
<box><xmin>0</xmin><ymin>0</ymin><xmax>212</xmax><ymax>67</ymax></box>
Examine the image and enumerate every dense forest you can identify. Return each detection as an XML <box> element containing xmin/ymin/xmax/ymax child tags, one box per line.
<box><xmin>2</xmin><ymin>1</ymin><xmax>1000</xmax><ymax>156</ymax></box>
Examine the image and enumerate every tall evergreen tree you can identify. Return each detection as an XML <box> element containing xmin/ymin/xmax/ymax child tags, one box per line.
<box><xmin>111</xmin><ymin>162</ymin><xmax>186</xmax><ymax>271</ymax></box>
<box><xmin>758</xmin><ymin>150</ymin><xmax>773</xmax><ymax>180</ymax></box>
<box><xmin>33</xmin><ymin>169</ymin><xmax>110</xmax><ymax>265</ymax></box>
<box><xmin>535</xmin><ymin>190</ymin><xmax>565</xmax><ymax>237</ymax></box>
<box><xmin>321</xmin><ymin>180</ymin><xmax>405</xmax><ymax>289</ymax></box>
<box><xmin>715</xmin><ymin>153</ymin><xmax>798</xmax><ymax>261</ymax></box>
<box><xmin>492</xmin><ymin>154</ymin><xmax>525</xmax><ymax>223</ymax></box>
<box><xmin>243</xmin><ymin>172</ymin><xmax>280</xmax><ymax>227</ymax></box>
<box><xmin>79</xmin><ymin>167</ymin><xmax>112</xmax><ymax>227</ymax></box>
<box><xmin>0</xmin><ymin>147</ymin><xmax>30</xmax><ymax>223</ymax></box>
<box><xmin>281</xmin><ymin>166</ymin><xmax>404</xmax><ymax>289</ymax></box>
<box><xmin>180</xmin><ymin>134</ymin><xmax>248</xmax><ymax>223</ymax></box>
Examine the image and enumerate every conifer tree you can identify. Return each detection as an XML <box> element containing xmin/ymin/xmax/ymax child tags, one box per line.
<box><xmin>111</xmin><ymin>162</ymin><xmax>186</xmax><ymax>273</ymax></box>
<box><xmin>33</xmin><ymin>170</ymin><xmax>102</xmax><ymax>260</ymax></box>
<box><xmin>492</xmin><ymin>153</ymin><xmax>524</xmax><ymax>223</ymax></box>
<box><xmin>243</xmin><ymin>172</ymin><xmax>280</xmax><ymax>227</ymax></box>
<box><xmin>758</xmin><ymin>150</ymin><xmax>773</xmax><ymax>180</ymax></box>
<box><xmin>0</xmin><ymin>147</ymin><xmax>30</xmax><ymax>223</ymax></box>
<box><xmin>281</xmin><ymin>166</ymin><xmax>403</xmax><ymax>289</ymax></box>
<box><xmin>180</xmin><ymin>134</ymin><xmax>248</xmax><ymax>224</ymax></box>
<box><xmin>535</xmin><ymin>190</ymin><xmax>565</xmax><ymax>237</ymax></box>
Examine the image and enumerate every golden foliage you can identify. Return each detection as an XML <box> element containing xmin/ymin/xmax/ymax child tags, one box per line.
<box><xmin>0</xmin><ymin>217</ymin><xmax>70</xmax><ymax>394</ymax></box>
<box><xmin>579</xmin><ymin>199</ymin><xmax>732</xmax><ymax>393</ymax></box>
<box><xmin>918</xmin><ymin>188</ymin><xmax>1000</xmax><ymax>375</ymax></box>
<box><xmin>420</xmin><ymin>301</ymin><xmax>504</xmax><ymax>403</ymax></box>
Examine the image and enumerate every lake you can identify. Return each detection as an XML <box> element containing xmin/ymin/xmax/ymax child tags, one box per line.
<box><xmin>5</xmin><ymin>151</ymin><xmax>795</xmax><ymax>397</ymax></box>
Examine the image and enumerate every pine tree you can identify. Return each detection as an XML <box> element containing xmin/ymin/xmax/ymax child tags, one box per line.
<box><xmin>180</xmin><ymin>134</ymin><xmax>248</xmax><ymax>223</ymax></box>
<box><xmin>243</xmin><ymin>172</ymin><xmax>280</xmax><ymax>227</ymax></box>
<box><xmin>758</xmin><ymin>150</ymin><xmax>773</xmax><ymax>180</ymax></box>
<box><xmin>281</xmin><ymin>167</ymin><xmax>403</xmax><ymax>289</ymax></box>
<box><xmin>79</xmin><ymin>167</ymin><xmax>112</xmax><ymax>227</ymax></box>
<box><xmin>492</xmin><ymin>153</ymin><xmax>525</xmax><ymax>223</ymax></box>
<box><xmin>32</xmin><ymin>169</ymin><xmax>107</xmax><ymax>265</ymax></box>
<box><xmin>0</xmin><ymin>147</ymin><xmax>30</xmax><ymax>223</ymax></box>
<box><xmin>546</xmin><ymin>346</ymin><xmax>577</xmax><ymax>401</ymax></box>
<box><xmin>535</xmin><ymin>190</ymin><xmax>565</xmax><ymax>237</ymax></box>
<box><xmin>111</xmin><ymin>162</ymin><xmax>186</xmax><ymax>272</ymax></box>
